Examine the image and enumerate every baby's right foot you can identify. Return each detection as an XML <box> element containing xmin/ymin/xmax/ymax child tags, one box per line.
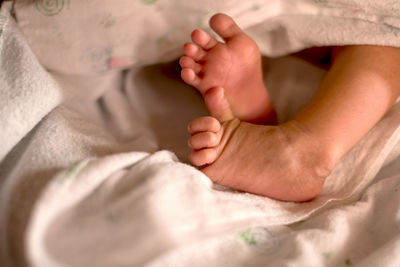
<box><xmin>179</xmin><ymin>13</ymin><xmax>277</xmax><ymax>124</ymax></box>
<box><xmin>187</xmin><ymin>87</ymin><xmax>333</xmax><ymax>202</ymax></box>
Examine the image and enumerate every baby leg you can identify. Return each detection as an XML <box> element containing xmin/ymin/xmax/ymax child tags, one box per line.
<box><xmin>187</xmin><ymin>46</ymin><xmax>400</xmax><ymax>202</ymax></box>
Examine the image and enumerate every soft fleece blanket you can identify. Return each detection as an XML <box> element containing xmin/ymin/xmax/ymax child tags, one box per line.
<box><xmin>1</xmin><ymin>1</ymin><xmax>400</xmax><ymax>267</ymax></box>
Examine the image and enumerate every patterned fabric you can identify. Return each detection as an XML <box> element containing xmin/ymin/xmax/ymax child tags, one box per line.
<box><xmin>0</xmin><ymin>8</ymin><xmax>8</xmax><ymax>48</ymax></box>
<box><xmin>13</xmin><ymin>0</ymin><xmax>400</xmax><ymax>75</ymax></box>
<box><xmin>2</xmin><ymin>2</ymin><xmax>400</xmax><ymax>266</ymax></box>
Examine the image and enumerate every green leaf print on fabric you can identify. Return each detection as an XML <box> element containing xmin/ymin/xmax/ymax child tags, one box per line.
<box><xmin>0</xmin><ymin>14</ymin><xmax>6</xmax><ymax>37</ymax></box>
<box><xmin>100</xmin><ymin>13</ymin><xmax>116</xmax><ymax>28</ymax></box>
<box><xmin>140</xmin><ymin>0</ymin><xmax>158</xmax><ymax>5</ymax></box>
<box><xmin>345</xmin><ymin>258</ymin><xmax>353</xmax><ymax>265</ymax></box>
<box><xmin>55</xmin><ymin>160</ymin><xmax>89</xmax><ymax>183</ymax></box>
<box><xmin>323</xmin><ymin>252</ymin><xmax>332</xmax><ymax>259</ymax></box>
<box><xmin>313</xmin><ymin>0</ymin><xmax>331</xmax><ymax>7</ymax></box>
<box><xmin>35</xmin><ymin>0</ymin><xmax>69</xmax><ymax>16</ymax></box>
<box><xmin>0</xmin><ymin>14</ymin><xmax>7</xmax><ymax>48</ymax></box>
<box><xmin>238</xmin><ymin>227</ymin><xmax>279</xmax><ymax>255</ymax></box>
<box><xmin>240</xmin><ymin>229</ymin><xmax>258</xmax><ymax>246</ymax></box>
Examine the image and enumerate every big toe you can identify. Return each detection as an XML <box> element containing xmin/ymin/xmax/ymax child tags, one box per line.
<box><xmin>209</xmin><ymin>13</ymin><xmax>243</xmax><ymax>40</ymax></box>
<box><xmin>204</xmin><ymin>86</ymin><xmax>234</xmax><ymax>123</ymax></box>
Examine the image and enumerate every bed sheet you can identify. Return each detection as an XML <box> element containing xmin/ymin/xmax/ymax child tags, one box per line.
<box><xmin>1</xmin><ymin>1</ymin><xmax>400</xmax><ymax>267</ymax></box>
<box><xmin>23</xmin><ymin>54</ymin><xmax>400</xmax><ymax>267</ymax></box>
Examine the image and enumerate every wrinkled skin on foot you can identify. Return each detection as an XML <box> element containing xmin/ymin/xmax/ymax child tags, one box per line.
<box><xmin>189</xmin><ymin>117</ymin><xmax>332</xmax><ymax>202</ymax></box>
<box><xmin>187</xmin><ymin>87</ymin><xmax>333</xmax><ymax>202</ymax></box>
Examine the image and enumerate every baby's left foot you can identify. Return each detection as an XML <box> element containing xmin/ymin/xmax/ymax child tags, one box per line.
<box><xmin>180</xmin><ymin>13</ymin><xmax>276</xmax><ymax>124</ymax></box>
<box><xmin>187</xmin><ymin>87</ymin><xmax>335</xmax><ymax>202</ymax></box>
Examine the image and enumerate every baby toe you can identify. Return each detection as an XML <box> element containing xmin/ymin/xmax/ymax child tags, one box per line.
<box><xmin>188</xmin><ymin>116</ymin><xmax>221</xmax><ymax>135</ymax></box>
<box><xmin>210</xmin><ymin>13</ymin><xmax>243</xmax><ymax>41</ymax></box>
<box><xmin>189</xmin><ymin>148</ymin><xmax>218</xmax><ymax>166</ymax></box>
<box><xmin>188</xmin><ymin>131</ymin><xmax>220</xmax><ymax>150</ymax></box>
<box><xmin>191</xmin><ymin>29</ymin><xmax>219</xmax><ymax>51</ymax></box>
<box><xmin>204</xmin><ymin>86</ymin><xmax>234</xmax><ymax>123</ymax></box>
<box><xmin>183</xmin><ymin>43</ymin><xmax>206</xmax><ymax>61</ymax></box>
<box><xmin>179</xmin><ymin>56</ymin><xmax>202</xmax><ymax>74</ymax></box>
<box><xmin>181</xmin><ymin>68</ymin><xmax>201</xmax><ymax>87</ymax></box>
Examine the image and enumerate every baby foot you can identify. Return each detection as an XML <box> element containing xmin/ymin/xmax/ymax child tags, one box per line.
<box><xmin>180</xmin><ymin>13</ymin><xmax>277</xmax><ymax>124</ymax></box>
<box><xmin>187</xmin><ymin>87</ymin><xmax>334</xmax><ymax>202</ymax></box>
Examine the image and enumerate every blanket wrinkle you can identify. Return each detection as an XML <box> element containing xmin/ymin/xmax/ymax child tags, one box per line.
<box><xmin>1</xmin><ymin>1</ymin><xmax>400</xmax><ymax>266</ymax></box>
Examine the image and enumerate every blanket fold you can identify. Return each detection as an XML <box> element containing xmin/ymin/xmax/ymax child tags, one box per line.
<box><xmin>0</xmin><ymin>11</ymin><xmax>62</xmax><ymax>162</ymax></box>
<box><xmin>1</xmin><ymin>1</ymin><xmax>400</xmax><ymax>266</ymax></box>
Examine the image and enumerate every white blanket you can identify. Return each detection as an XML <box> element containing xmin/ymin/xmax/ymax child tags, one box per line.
<box><xmin>26</xmin><ymin>148</ymin><xmax>400</xmax><ymax>267</ymax></box>
<box><xmin>1</xmin><ymin>1</ymin><xmax>400</xmax><ymax>267</ymax></box>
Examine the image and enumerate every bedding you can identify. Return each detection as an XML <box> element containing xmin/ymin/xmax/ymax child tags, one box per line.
<box><xmin>1</xmin><ymin>1</ymin><xmax>400</xmax><ymax>266</ymax></box>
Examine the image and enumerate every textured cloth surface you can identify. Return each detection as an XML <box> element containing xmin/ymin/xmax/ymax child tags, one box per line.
<box><xmin>27</xmin><ymin>151</ymin><xmax>400</xmax><ymax>267</ymax></box>
<box><xmin>13</xmin><ymin>0</ymin><xmax>400</xmax><ymax>75</ymax></box>
<box><xmin>1</xmin><ymin>1</ymin><xmax>400</xmax><ymax>267</ymax></box>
